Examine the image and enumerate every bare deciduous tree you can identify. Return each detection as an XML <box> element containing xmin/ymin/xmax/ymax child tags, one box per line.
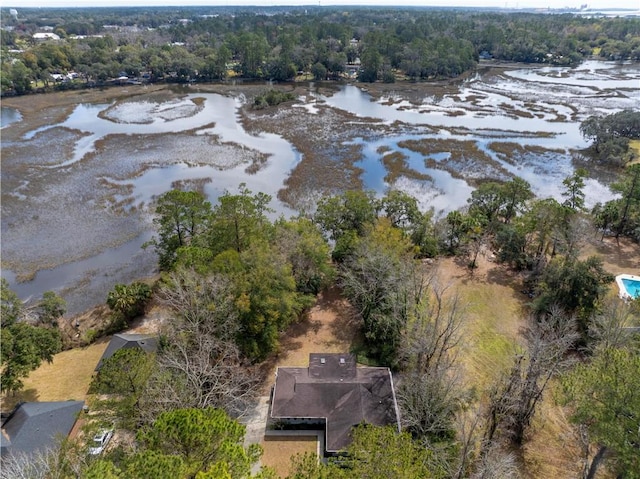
<box><xmin>138</xmin><ymin>270</ymin><xmax>260</xmax><ymax>424</ymax></box>
<box><xmin>398</xmin><ymin>367</ymin><xmax>462</xmax><ymax>446</ymax></box>
<box><xmin>396</xmin><ymin>268</ymin><xmax>468</xmax><ymax>473</ymax></box>
<box><xmin>484</xmin><ymin>309</ymin><xmax>578</xmax><ymax>447</ymax></box>
<box><xmin>472</xmin><ymin>442</ymin><xmax>521</xmax><ymax>479</ymax></box>
<box><xmin>399</xmin><ymin>272</ymin><xmax>465</xmax><ymax>375</ymax></box>
<box><xmin>588</xmin><ymin>296</ymin><xmax>637</xmax><ymax>351</ymax></box>
<box><xmin>0</xmin><ymin>449</ymin><xmax>52</xmax><ymax>479</ymax></box>
<box><xmin>0</xmin><ymin>438</ymin><xmax>87</xmax><ymax>479</ymax></box>
<box><xmin>339</xmin><ymin>221</ymin><xmax>420</xmax><ymax>366</ymax></box>
<box><xmin>155</xmin><ymin>269</ymin><xmax>239</xmax><ymax>343</ymax></box>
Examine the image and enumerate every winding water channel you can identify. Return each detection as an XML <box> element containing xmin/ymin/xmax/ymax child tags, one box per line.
<box><xmin>1</xmin><ymin>60</ymin><xmax>638</xmax><ymax>314</ymax></box>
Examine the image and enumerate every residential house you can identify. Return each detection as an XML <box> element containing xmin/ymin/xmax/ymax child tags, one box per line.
<box><xmin>94</xmin><ymin>333</ymin><xmax>158</xmax><ymax>371</ymax></box>
<box><xmin>32</xmin><ymin>32</ymin><xmax>60</xmax><ymax>41</ymax></box>
<box><xmin>270</xmin><ymin>353</ymin><xmax>401</xmax><ymax>455</ymax></box>
<box><xmin>0</xmin><ymin>401</ymin><xmax>84</xmax><ymax>458</ymax></box>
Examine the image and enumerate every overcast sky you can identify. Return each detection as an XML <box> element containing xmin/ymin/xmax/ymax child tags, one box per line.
<box><xmin>8</xmin><ymin>0</ymin><xmax>640</xmax><ymax>10</ymax></box>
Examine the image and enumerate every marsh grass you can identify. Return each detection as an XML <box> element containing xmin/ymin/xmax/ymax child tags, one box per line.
<box><xmin>399</xmin><ymin>138</ymin><xmax>493</xmax><ymax>164</ymax></box>
<box><xmin>499</xmin><ymin>102</ymin><xmax>535</xmax><ymax>119</ymax></box>
<box><xmin>489</xmin><ymin>141</ymin><xmax>564</xmax><ymax>165</ymax></box>
<box><xmin>382</xmin><ymin>151</ymin><xmax>432</xmax><ymax>184</ymax></box>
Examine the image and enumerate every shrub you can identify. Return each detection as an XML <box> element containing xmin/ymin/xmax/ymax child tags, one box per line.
<box><xmin>253</xmin><ymin>90</ymin><xmax>295</xmax><ymax>109</ymax></box>
<box><xmin>106</xmin><ymin>281</ymin><xmax>152</xmax><ymax>321</ymax></box>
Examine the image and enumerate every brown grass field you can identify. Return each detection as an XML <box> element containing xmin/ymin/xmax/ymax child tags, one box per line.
<box><xmin>260</xmin><ymin>436</ymin><xmax>318</xmax><ymax>478</ymax></box>
<box><xmin>630</xmin><ymin>139</ymin><xmax>640</xmax><ymax>164</ymax></box>
<box><xmin>0</xmin><ymin>338</ymin><xmax>109</xmax><ymax>411</ymax></box>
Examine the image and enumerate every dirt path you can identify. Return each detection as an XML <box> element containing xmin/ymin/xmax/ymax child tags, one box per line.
<box><xmin>259</xmin><ymin>286</ymin><xmax>361</xmax><ymax>392</ymax></box>
<box><xmin>249</xmin><ymin>287</ymin><xmax>361</xmax><ymax>475</ymax></box>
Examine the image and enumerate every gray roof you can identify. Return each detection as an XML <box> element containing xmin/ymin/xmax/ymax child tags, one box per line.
<box><xmin>95</xmin><ymin>333</ymin><xmax>158</xmax><ymax>371</ymax></box>
<box><xmin>271</xmin><ymin>353</ymin><xmax>400</xmax><ymax>452</ymax></box>
<box><xmin>0</xmin><ymin>401</ymin><xmax>84</xmax><ymax>458</ymax></box>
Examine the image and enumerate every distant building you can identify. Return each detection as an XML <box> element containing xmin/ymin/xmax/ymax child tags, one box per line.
<box><xmin>33</xmin><ymin>32</ymin><xmax>60</xmax><ymax>41</ymax></box>
<box><xmin>270</xmin><ymin>353</ymin><xmax>401</xmax><ymax>455</ymax></box>
<box><xmin>94</xmin><ymin>333</ymin><xmax>158</xmax><ymax>371</ymax></box>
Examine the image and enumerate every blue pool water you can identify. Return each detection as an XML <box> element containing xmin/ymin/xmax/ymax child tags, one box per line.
<box><xmin>622</xmin><ymin>278</ymin><xmax>640</xmax><ymax>298</ymax></box>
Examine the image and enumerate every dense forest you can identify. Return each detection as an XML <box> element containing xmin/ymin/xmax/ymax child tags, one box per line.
<box><xmin>2</xmin><ymin>6</ymin><xmax>640</xmax><ymax>95</ymax></box>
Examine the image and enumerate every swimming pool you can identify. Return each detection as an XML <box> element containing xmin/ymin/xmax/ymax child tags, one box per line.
<box><xmin>616</xmin><ymin>274</ymin><xmax>640</xmax><ymax>300</ymax></box>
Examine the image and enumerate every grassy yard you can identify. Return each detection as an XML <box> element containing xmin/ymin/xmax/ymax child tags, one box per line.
<box><xmin>435</xmin><ymin>255</ymin><xmax>587</xmax><ymax>479</ymax></box>
<box><xmin>441</xmin><ymin>256</ymin><xmax>527</xmax><ymax>389</ymax></box>
<box><xmin>629</xmin><ymin>139</ymin><xmax>640</xmax><ymax>165</ymax></box>
<box><xmin>260</xmin><ymin>436</ymin><xmax>318</xmax><ymax>478</ymax></box>
<box><xmin>1</xmin><ymin>338</ymin><xmax>109</xmax><ymax>411</ymax></box>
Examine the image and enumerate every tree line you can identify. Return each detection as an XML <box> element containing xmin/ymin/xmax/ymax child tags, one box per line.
<box><xmin>2</xmin><ymin>7</ymin><xmax>640</xmax><ymax>95</ymax></box>
<box><xmin>581</xmin><ymin>110</ymin><xmax>640</xmax><ymax>242</ymax></box>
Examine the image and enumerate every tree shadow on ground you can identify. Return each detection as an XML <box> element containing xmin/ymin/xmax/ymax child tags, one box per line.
<box><xmin>0</xmin><ymin>388</ymin><xmax>39</xmax><ymax>412</ymax></box>
<box><xmin>586</xmin><ymin>235</ymin><xmax>640</xmax><ymax>272</ymax></box>
<box><xmin>451</xmin><ymin>253</ymin><xmax>525</xmax><ymax>290</ymax></box>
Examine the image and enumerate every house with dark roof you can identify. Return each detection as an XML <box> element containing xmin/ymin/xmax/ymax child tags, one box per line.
<box><xmin>0</xmin><ymin>401</ymin><xmax>84</xmax><ymax>458</ymax></box>
<box><xmin>95</xmin><ymin>333</ymin><xmax>158</xmax><ymax>371</ymax></box>
<box><xmin>270</xmin><ymin>353</ymin><xmax>401</xmax><ymax>454</ymax></box>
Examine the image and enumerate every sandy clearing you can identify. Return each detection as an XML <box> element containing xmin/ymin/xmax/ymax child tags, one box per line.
<box><xmin>260</xmin><ymin>286</ymin><xmax>361</xmax><ymax>392</ymax></box>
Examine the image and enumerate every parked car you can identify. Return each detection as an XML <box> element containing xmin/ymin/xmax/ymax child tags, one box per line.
<box><xmin>88</xmin><ymin>428</ymin><xmax>114</xmax><ymax>455</ymax></box>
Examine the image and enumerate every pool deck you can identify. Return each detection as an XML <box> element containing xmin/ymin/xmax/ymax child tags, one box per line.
<box><xmin>615</xmin><ymin>274</ymin><xmax>640</xmax><ymax>300</ymax></box>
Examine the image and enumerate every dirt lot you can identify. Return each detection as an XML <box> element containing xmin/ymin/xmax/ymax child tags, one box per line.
<box><xmin>259</xmin><ymin>286</ymin><xmax>361</xmax><ymax>393</ymax></box>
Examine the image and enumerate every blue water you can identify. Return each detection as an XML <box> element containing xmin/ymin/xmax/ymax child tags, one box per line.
<box><xmin>1</xmin><ymin>106</ymin><xmax>21</xmax><ymax>128</ymax></box>
<box><xmin>622</xmin><ymin>278</ymin><xmax>640</xmax><ymax>298</ymax></box>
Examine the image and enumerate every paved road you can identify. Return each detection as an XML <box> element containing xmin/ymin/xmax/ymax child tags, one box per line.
<box><xmin>242</xmin><ymin>395</ymin><xmax>270</xmax><ymax>473</ymax></box>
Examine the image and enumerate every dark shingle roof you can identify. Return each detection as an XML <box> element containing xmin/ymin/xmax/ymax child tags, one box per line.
<box><xmin>0</xmin><ymin>401</ymin><xmax>84</xmax><ymax>457</ymax></box>
<box><xmin>271</xmin><ymin>353</ymin><xmax>400</xmax><ymax>452</ymax></box>
<box><xmin>95</xmin><ymin>333</ymin><xmax>158</xmax><ymax>371</ymax></box>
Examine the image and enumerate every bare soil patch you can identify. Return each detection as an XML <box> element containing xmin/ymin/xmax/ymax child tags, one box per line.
<box><xmin>259</xmin><ymin>286</ymin><xmax>361</xmax><ymax>392</ymax></box>
<box><xmin>583</xmin><ymin>235</ymin><xmax>640</xmax><ymax>274</ymax></box>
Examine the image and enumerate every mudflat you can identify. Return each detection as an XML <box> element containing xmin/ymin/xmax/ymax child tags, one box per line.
<box><xmin>1</xmin><ymin>61</ymin><xmax>637</xmax><ymax>312</ymax></box>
